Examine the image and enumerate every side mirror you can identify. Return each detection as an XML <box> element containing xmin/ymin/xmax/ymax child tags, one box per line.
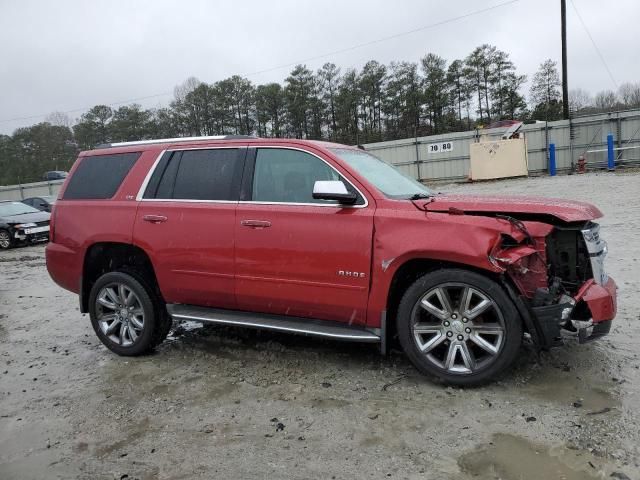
<box><xmin>312</xmin><ymin>180</ymin><xmax>357</xmax><ymax>204</ymax></box>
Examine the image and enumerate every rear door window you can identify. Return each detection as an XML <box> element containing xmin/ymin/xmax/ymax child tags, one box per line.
<box><xmin>63</xmin><ymin>152</ymin><xmax>140</xmax><ymax>199</ymax></box>
<box><xmin>144</xmin><ymin>149</ymin><xmax>242</xmax><ymax>201</ymax></box>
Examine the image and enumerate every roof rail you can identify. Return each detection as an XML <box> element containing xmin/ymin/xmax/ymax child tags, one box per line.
<box><xmin>95</xmin><ymin>135</ymin><xmax>256</xmax><ymax>149</ymax></box>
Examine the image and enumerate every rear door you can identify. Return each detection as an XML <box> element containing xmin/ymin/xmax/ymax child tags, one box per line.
<box><xmin>133</xmin><ymin>147</ymin><xmax>245</xmax><ymax>308</ymax></box>
<box><xmin>234</xmin><ymin>146</ymin><xmax>375</xmax><ymax>325</ymax></box>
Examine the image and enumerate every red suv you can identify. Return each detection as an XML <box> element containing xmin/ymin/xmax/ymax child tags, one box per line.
<box><xmin>46</xmin><ymin>136</ymin><xmax>617</xmax><ymax>385</ymax></box>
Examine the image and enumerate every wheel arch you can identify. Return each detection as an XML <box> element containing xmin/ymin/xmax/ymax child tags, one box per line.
<box><xmin>384</xmin><ymin>257</ymin><xmax>507</xmax><ymax>350</ymax></box>
<box><xmin>81</xmin><ymin>242</ymin><xmax>161</xmax><ymax>313</ymax></box>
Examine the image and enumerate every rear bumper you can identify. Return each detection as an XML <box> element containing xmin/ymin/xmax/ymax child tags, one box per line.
<box><xmin>45</xmin><ymin>242</ymin><xmax>82</xmax><ymax>294</ymax></box>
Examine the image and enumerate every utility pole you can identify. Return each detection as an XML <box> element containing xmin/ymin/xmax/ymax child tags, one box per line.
<box><xmin>561</xmin><ymin>0</ymin><xmax>570</xmax><ymax>119</ymax></box>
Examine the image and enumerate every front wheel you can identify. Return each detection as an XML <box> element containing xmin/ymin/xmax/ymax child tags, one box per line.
<box><xmin>0</xmin><ymin>229</ymin><xmax>13</xmax><ymax>249</ymax></box>
<box><xmin>396</xmin><ymin>269</ymin><xmax>522</xmax><ymax>386</ymax></box>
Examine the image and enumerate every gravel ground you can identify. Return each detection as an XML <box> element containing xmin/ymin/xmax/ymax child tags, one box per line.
<box><xmin>1</xmin><ymin>171</ymin><xmax>639</xmax><ymax>480</ymax></box>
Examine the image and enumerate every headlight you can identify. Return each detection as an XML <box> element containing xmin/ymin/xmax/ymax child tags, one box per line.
<box><xmin>15</xmin><ymin>223</ymin><xmax>37</xmax><ymax>229</ymax></box>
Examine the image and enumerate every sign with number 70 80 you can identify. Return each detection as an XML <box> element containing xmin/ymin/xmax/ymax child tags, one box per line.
<box><xmin>428</xmin><ymin>142</ymin><xmax>454</xmax><ymax>154</ymax></box>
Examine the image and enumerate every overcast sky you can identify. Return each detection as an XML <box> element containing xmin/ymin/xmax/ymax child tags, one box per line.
<box><xmin>0</xmin><ymin>0</ymin><xmax>638</xmax><ymax>135</ymax></box>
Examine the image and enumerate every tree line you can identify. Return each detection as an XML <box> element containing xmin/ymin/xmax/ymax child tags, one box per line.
<box><xmin>2</xmin><ymin>43</ymin><xmax>639</xmax><ymax>185</ymax></box>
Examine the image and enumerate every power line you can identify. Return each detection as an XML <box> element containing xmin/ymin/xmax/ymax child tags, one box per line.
<box><xmin>240</xmin><ymin>0</ymin><xmax>523</xmax><ymax>77</ymax></box>
<box><xmin>0</xmin><ymin>92</ymin><xmax>174</xmax><ymax>124</ymax></box>
<box><xmin>569</xmin><ymin>0</ymin><xmax>618</xmax><ymax>90</ymax></box>
<box><xmin>0</xmin><ymin>0</ymin><xmax>523</xmax><ymax>125</ymax></box>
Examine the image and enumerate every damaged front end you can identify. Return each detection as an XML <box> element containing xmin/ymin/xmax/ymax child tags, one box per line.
<box><xmin>490</xmin><ymin>219</ymin><xmax>617</xmax><ymax>348</ymax></box>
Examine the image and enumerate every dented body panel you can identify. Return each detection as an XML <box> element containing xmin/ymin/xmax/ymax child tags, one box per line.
<box><xmin>575</xmin><ymin>278</ymin><xmax>618</xmax><ymax>323</ymax></box>
<box><xmin>424</xmin><ymin>194</ymin><xmax>604</xmax><ymax>223</ymax></box>
<box><xmin>366</xmin><ymin>200</ymin><xmax>558</xmax><ymax>328</ymax></box>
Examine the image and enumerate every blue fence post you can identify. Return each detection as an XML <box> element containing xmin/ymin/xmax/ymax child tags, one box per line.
<box><xmin>607</xmin><ymin>134</ymin><xmax>615</xmax><ymax>170</ymax></box>
<box><xmin>549</xmin><ymin>143</ymin><xmax>556</xmax><ymax>176</ymax></box>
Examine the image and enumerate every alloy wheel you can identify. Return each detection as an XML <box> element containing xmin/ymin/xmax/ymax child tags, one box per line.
<box><xmin>95</xmin><ymin>282</ymin><xmax>145</xmax><ymax>347</ymax></box>
<box><xmin>0</xmin><ymin>230</ymin><xmax>11</xmax><ymax>249</ymax></box>
<box><xmin>411</xmin><ymin>283</ymin><xmax>505</xmax><ymax>375</ymax></box>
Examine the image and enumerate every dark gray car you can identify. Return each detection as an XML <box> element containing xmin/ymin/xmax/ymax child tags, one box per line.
<box><xmin>0</xmin><ymin>201</ymin><xmax>51</xmax><ymax>249</ymax></box>
<box><xmin>22</xmin><ymin>195</ymin><xmax>57</xmax><ymax>212</ymax></box>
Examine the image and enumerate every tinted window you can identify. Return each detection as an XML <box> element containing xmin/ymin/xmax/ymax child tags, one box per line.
<box><xmin>63</xmin><ymin>153</ymin><xmax>140</xmax><ymax>200</ymax></box>
<box><xmin>252</xmin><ymin>148</ymin><xmax>362</xmax><ymax>204</ymax></box>
<box><xmin>143</xmin><ymin>153</ymin><xmax>180</xmax><ymax>199</ymax></box>
<box><xmin>146</xmin><ymin>149</ymin><xmax>240</xmax><ymax>201</ymax></box>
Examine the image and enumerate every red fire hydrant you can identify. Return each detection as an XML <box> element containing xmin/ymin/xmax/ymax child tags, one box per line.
<box><xmin>577</xmin><ymin>155</ymin><xmax>586</xmax><ymax>174</ymax></box>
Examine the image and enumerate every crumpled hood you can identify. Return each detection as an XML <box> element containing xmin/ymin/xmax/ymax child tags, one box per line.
<box><xmin>424</xmin><ymin>194</ymin><xmax>603</xmax><ymax>223</ymax></box>
<box><xmin>1</xmin><ymin>211</ymin><xmax>51</xmax><ymax>224</ymax></box>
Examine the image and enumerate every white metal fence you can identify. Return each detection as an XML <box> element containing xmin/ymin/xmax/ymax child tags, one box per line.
<box><xmin>363</xmin><ymin>109</ymin><xmax>640</xmax><ymax>182</ymax></box>
<box><xmin>1</xmin><ymin>109</ymin><xmax>639</xmax><ymax>199</ymax></box>
<box><xmin>0</xmin><ymin>180</ymin><xmax>64</xmax><ymax>201</ymax></box>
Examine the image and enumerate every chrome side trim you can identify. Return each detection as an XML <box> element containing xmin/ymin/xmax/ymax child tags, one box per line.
<box><xmin>136</xmin><ymin>145</ymin><xmax>371</xmax><ymax>209</ymax></box>
<box><xmin>135</xmin><ymin>150</ymin><xmax>166</xmax><ymax>201</ymax></box>
<box><xmin>237</xmin><ymin>200</ymin><xmax>359</xmax><ymax>208</ymax></box>
<box><xmin>167</xmin><ymin>304</ymin><xmax>380</xmax><ymax>342</ymax></box>
<box><xmin>110</xmin><ymin>136</ymin><xmax>234</xmax><ymax>147</ymax></box>
<box><xmin>166</xmin><ymin>145</ymin><xmax>245</xmax><ymax>152</ymax></box>
<box><xmin>139</xmin><ymin>199</ymin><xmax>239</xmax><ymax>204</ymax></box>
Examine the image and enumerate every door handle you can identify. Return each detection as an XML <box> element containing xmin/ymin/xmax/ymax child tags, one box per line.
<box><xmin>241</xmin><ymin>219</ymin><xmax>271</xmax><ymax>228</ymax></box>
<box><xmin>143</xmin><ymin>214</ymin><xmax>168</xmax><ymax>223</ymax></box>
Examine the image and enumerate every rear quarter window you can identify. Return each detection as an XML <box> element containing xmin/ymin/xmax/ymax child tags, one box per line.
<box><xmin>63</xmin><ymin>152</ymin><xmax>140</xmax><ymax>200</ymax></box>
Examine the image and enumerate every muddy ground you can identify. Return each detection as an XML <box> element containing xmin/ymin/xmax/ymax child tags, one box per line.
<box><xmin>1</xmin><ymin>171</ymin><xmax>639</xmax><ymax>480</ymax></box>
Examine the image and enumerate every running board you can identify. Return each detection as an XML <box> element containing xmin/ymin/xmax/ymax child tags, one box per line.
<box><xmin>166</xmin><ymin>304</ymin><xmax>381</xmax><ymax>343</ymax></box>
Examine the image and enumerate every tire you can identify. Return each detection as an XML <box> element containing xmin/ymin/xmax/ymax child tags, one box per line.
<box><xmin>118</xmin><ymin>267</ymin><xmax>172</xmax><ymax>348</ymax></box>
<box><xmin>0</xmin><ymin>229</ymin><xmax>14</xmax><ymax>250</ymax></box>
<box><xmin>153</xmin><ymin>308</ymin><xmax>173</xmax><ymax>347</ymax></box>
<box><xmin>89</xmin><ymin>271</ymin><xmax>168</xmax><ymax>356</ymax></box>
<box><xmin>396</xmin><ymin>268</ymin><xmax>522</xmax><ymax>386</ymax></box>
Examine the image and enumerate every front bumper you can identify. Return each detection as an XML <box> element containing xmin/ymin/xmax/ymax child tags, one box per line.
<box><xmin>14</xmin><ymin>225</ymin><xmax>50</xmax><ymax>243</ymax></box>
<box><xmin>575</xmin><ymin>277</ymin><xmax>617</xmax><ymax>323</ymax></box>
<box><xmin>530</xmin><ymin>276</ymin><xmax>617</xmax><ymax>348</ymax></box>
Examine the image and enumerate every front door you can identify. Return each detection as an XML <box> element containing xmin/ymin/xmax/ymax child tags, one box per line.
<box><xmin>235</xmin><ymin>147</ymin><xmax>374</xmax><ymax>325</ymax></box>
<box><xmin>133</xmin><ymin>147</ymin><xmax>244</xmax><ymax>308</ymax></box>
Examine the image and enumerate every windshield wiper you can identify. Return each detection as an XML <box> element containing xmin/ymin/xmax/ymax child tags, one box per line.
<box><xmin>408</xmin><ymin>193</ymin><xmax>433</xmax><ymax>200</ymax></box>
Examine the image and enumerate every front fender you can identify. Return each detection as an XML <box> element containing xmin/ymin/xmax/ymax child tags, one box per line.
<box><xmin>366</xmin><ymin>209</ymin><xmax>553</xmax><ymax>327</ymax></box>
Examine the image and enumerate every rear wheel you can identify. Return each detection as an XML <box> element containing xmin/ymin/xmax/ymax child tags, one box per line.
<box><xmin>89</xmin><ymin>271</ymin><xmax>169</xmax><ymax>356</ymax></box>
<box><xmin>0</xmin><ymin>229</ymin><xmax>13</xmax><ymax>250</ymax></box>
<box><xmin>396</xmin><ymin>269</ymin><xmax>522</xmax><ymax>386</ymax></box>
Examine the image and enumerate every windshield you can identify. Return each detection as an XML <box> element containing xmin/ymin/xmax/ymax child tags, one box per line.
<box><xmin>330</xmin><ymin>148</ymin><xmax>432</xmax><ymax>199</ymax></box>
<box><xmin>0</xmin><ymin>202</ymin><xmax>40</xmax><ymax>216</ymax></box>
<box><xmin>41</xmin><ymin>195</ymin><xmax>56</xmax><ymax>203</ymax></box>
